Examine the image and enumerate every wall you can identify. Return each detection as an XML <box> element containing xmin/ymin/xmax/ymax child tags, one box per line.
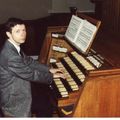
<box><xmin>0</xmin><ymin>0</ymin><xmax>95</xmax><ymax>24</ymax></box>
<box><xmin>50</xmin><ymin>0</ymin><xmax>95</xmax><ymax>13</ymax></box>
<box><xmin>0</xmin><ymin>0</ymin><xmax>52</xmax><ymax>24</ymax></box>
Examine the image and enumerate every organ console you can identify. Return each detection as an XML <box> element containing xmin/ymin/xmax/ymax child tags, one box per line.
<box><xmin>38</xmin><ymin>13</ymin><xmax>120</xmax><ymax>117</ymax></box>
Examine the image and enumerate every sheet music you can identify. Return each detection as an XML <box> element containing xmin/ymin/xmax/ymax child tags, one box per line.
<box><xmin>75</xmin><ymin>20</ymin><xmax>97</xmax><ymax>53</ymax></box>
<box><xmin>65</xmin><ymin>15</ymin><xmax>83</xmax><ymax>42</ymax></box>
<box><xmin>65</xmin><ymin>15</ymin><xmax>97</xmax><ymax>54</ymax></box>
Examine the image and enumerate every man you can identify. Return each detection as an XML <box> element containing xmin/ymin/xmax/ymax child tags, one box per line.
<box><xmin>0</xmin><ymin>18</ymin><xmax>65</xmax><ymax>117</ymax></box>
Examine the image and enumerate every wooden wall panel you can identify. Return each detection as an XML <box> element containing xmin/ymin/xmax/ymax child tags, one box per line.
<box><xmin>91</xmin><ymin>0</ymin><xmax>120</xmax><ymax>33</ymax></box>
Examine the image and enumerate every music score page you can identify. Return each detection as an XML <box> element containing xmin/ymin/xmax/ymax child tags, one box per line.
<box><xmin>65</xmin><ymin>15</ymin><xmax>97</xmax><ymax>54</ymax></box>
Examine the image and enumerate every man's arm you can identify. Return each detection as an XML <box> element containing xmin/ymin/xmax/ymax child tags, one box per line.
<box><xmin>8</xmin><ymin>56</ymin><xmax>53</xmax><ymax>84</ymax></box>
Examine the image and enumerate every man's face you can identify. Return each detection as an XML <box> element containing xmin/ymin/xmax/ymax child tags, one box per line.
<box><xmin>6</xmin><ymin>24</ymin><xmax>26</xmax><ymax>45</ymax></box>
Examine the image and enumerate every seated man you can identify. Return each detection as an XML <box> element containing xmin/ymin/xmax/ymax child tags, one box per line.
<box><xmin>0</xmin><ymin>18</ymin><xmax>65</xmax><ymax>117</ymax></box>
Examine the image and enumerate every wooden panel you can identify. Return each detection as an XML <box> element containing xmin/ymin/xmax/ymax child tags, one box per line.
<box><xmin>72</xmin><ymin>73</ymin><xmax>120</xmax><ymax>117</ymax></box>
<box><xmin>38</xmin><ymin>26</ymin><xmax>67</xmax><ymax>64</ymax></box>
<box><xmin>91</xmin><ymin>0</ymin><xmax>120</xmax><ymax>33</ymax></box>
<box><xmin>58</xmin><ymin>90</ymin><xmax>81</xmax><ymax>107</ymax></box>
<box><xmin>47</xmin><ymin>37</ymin><xmax>73</xmax><ymax>64</ymax></box>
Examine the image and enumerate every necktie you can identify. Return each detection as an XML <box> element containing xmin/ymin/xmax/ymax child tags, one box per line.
<box><xmin>20</xmin><ymin>49</ymin><xmax>24</xmax><ymax>58</ymax></box>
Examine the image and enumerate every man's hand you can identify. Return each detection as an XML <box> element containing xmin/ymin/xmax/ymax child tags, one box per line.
<box><xmin>49</xmin><ymin>68</ymin><xmax>66</xmax><ymax>79</ymax></box>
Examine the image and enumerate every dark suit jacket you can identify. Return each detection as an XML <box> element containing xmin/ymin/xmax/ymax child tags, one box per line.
<box><xmin>0</xmin><ymin>40</ymin><xmax>53</xmax><ymax>117</ymax></box>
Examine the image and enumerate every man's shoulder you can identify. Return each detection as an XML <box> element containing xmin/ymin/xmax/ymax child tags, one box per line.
<box><xmin>0</xmin><ymin>43</ymin><xmax>14</xmax><ymax>64</ymax></box>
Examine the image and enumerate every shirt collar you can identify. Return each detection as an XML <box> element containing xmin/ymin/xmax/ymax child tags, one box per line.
<box><xmin>8</xmin><ymin>39</ymin><xmax>20</xmax><ymax>53</ymax></box>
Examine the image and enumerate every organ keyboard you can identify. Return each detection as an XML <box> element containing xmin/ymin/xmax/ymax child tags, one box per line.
<box><xmin>38</xmin><ymin>13</ymin><xmax>120</xmax><ymax>117</ymax></box>
<box><xmin>51</xmin><ymin>49</ymin><xmax>106</xmax><ymax>99</ymax></box>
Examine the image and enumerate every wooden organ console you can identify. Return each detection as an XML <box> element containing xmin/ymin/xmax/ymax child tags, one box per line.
<box><xmin>38</xmin><ymin>13</ymin><xmax>120</xmax><ymax>117</ymax></box>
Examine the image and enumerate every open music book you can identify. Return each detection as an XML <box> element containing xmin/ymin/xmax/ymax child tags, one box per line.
<box><xmin>65</xmin><ymin>15</ymin><xmax>98</xmax><ymax>54</ymax></box>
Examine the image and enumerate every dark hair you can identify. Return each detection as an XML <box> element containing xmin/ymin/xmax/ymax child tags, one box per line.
<box><xmin>5</xmin><ymin>18</ymin><xmax>25</xmax><ymax>33</ymax></box>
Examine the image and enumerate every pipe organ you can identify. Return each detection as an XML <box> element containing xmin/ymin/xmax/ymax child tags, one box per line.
<box><xmin>38</xmin><ymin>13</ymin><xmax>120</xmax><ymax>117</ymax></box>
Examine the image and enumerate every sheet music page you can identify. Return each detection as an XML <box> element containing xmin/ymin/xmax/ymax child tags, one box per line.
<box><xmin>65</xmin><ymin>15</ymin><xmax>83</xmax><ymax>43</ymax></box>
<box><xmin>75</xmin><ymin>20</ymin><xmax>97</xmax><ymax>53</ymax></box>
